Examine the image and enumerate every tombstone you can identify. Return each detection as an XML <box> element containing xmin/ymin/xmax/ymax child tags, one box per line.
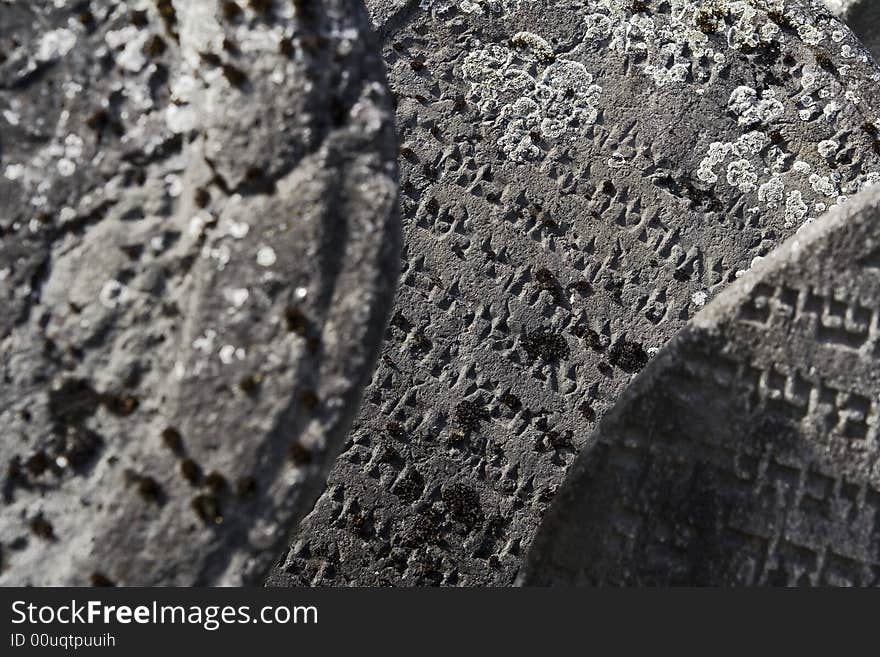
<box><xmin>0</xmin><ymin>0</ymin><xmax>399</xmax><ymax>585</ymax></box>
<box><xmin>269</xmin><ymin>0</ymin><xmax>880</xmax><ymax>586</ymax></box>
<box><xmin>522</xmin><ymin>183</ymin><xmax>880</xmax><ymax>586</ymax></box>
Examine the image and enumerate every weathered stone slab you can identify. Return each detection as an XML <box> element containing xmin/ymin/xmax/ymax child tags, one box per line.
<box><xmin>522</xmin><ymin>183</ymin><xmax>880</xmax><ymax>586</ymax></box>
<box><xmin>0</xmin><ymin>0</ymin><xmax>399</xmax><ymax>585</ymax></box>
<box><xmin>270</xmin><ymin>0</ymin><xmax>880</xmax><ymax>586</ymax></box>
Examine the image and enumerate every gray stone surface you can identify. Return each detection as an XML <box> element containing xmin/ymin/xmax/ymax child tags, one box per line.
<box><xmin>270</xmin><ymin>0</ymin><xmax>880</xmax><ymax>586</ymax></box>
<box><xmin>521</xmin><ymin>183</ymin><xmax>880</xmax><ymax>586</ymax></box>
<box><xmin>825</xmin><ymin>1</ymin><xmax>880</xmax><ymax>61</ymax></box>
<box><xmin>0</xmin><ymin>0</ymin><xmax>399</xmax><ymax>585</ymax></box>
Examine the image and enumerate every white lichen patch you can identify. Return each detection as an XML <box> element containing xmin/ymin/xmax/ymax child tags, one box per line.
<box><xmin>36</xmin><ymin>28</ymin><xmax>77</xmax><ymax>62</ymax></box>
<box><xmin>726</xmin><ymin>159</ymin><xmax>758</xmax><ymax>193</ymax></box>
<box><xmin>218</xmin><ymin>345</ymin><xmax>246</xmax><ymax>365</ymax></box>
<box><xmin>98</xmin><ymin>280</ymin><xmax>129</xmax><ymax>309</ymax></box>
<box><xmin>784</xmin><ymin>190</ymin><xmax>809</xmax><ymax>228</ymax></box>
<box><xmin>691</xmin><ymin>290</ymin><xmax>709</xmax><ymax>307</ymax></box>
<box><xmin>423</xmin><ymin>0</ymin><xmax>525</xmax><ymax>16</ymax></box>
<box><xmin>257</xmin><ymin>246</ymin><xmax>277</xmax><ymax>267</ymax></box>
<box><xmin>728</xmin><ymin>86</ymin><xmax>785</xmax><ymax>127</ymax></box>
<box><xmin>817</xmin><ymin>139</ymin><xmax>839</xmax><ymax>158</ymax></box>
<box><xmin>223</xmin><ymin>287</ymin><xmax>250</xmax><ymax>309</ymax></box>
<box><xmin>697</xmin><ymin>131</ymin><xmax>767</xmax><ymax>185</ymax></box>
<box><xmin>461</xmin><ymin>44</ymin><xmax>602</xmax><ymax>163</ymax></box>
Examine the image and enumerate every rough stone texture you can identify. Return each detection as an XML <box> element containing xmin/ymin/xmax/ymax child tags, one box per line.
<box><xmin>521</xmin><ymin>183</ymin><xmax>880</xmax><ymax>586</ymax></box>
<box><xmin>270</xmin><ymin>0</ymin><xmax>880</xmax><ymax>587</ymax></box>
<box><xmin>825</xmin><ymin>1</ymin><xmax>880</xmax><ymax>61</ymax></box>
<box><xmin>0</xmin><ymin>0</ymin><xmax>399</xmax><ymax>585</ymax></box>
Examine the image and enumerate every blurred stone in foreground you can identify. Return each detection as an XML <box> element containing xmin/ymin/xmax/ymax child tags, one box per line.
<box><xmin>0</xmin><ymin>0</ymin><xmax>399</xmax><ymax>585</ymax></box>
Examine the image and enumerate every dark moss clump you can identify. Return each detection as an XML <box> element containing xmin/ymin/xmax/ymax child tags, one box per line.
<box><xmin>194</xmin><ymin>187</ymin><xmax>211</xmax><ymax>208</ymax></box>
<box><xmin>391</xmin><ymin>468</ymin><xmax>424</xmax><ymax>503</ymax></box>
<box><xmin>409</xmin><ymin>55</ymin><xmax>426</xmax><ymax>72</ymax></box>
<box><xmin>200</xmin><ymin>51</ymin><xmax>222</xmax><ymax>67</ymax></box>
<box><xmin>405</xmin><ymin>509</ymin><xmax>445</xmax><ymax>548</ymax></box>
<box><xmin>767</xmin><ymin>9</ymin><xmax>793</xmax><ymax>29</ymax></box>
<box><xmin>535</xmin><ymin>267</ymin><xmax>563</xmax><ymax>303</ymax></box>
<box><xmin>813</xmin><ymin>49</ymin><xmax>836</xmax><ymax>76</ymax></box>
<box><xmin>143</xmin><ymin>34</ymin><xmax>167</xmax><ymax>58</ymax></box>
<box><xmin>161</xmin><ymin>427</ymin><xmax>184</xmax><ymax>454</ymax></box>
<box><xmin>101</xmin><ymin>393</ymin><xmax>139</xmax><ymax>417</ymax></box>
<box><xmin>238</xmin><ymin>372</ymin><xmax>263</xmax><ymax>395</ymax></box>
<box><xmin>153</xmin><ymin>0</ymin><xmax>179</xmax><ymax>41</ymax></box>
<box><xmin>695</xmin><ymin>6</ymin><xmax>724</xmax><ymax>33</ymax></box>
<box><xmin>568</xmin><ymin>280</ymin><xmax>593</xmax><ymax>296</ymax></box>
<box><xmin>455</xmin><ymin>400</ymin><xmax>489</xmax><ymax>433</ymax></box>
<box><xmin>609</xmin><ymin>339</ymin><xmax>648</xmax><ymax>373</ymax></box>
<box><xmin>442</xmin><ymin>484</ymin><xmax>482</xmax><ymax>528</ymax></box>
<box><xmin>29</xmin><ymin>514</ymin><xmax>55</xmax><ymax>541</ymax></box>
<box><xmin>192</xmin><ymin>494</ymin><xmax>222</xmax><ymax>524</ymax></box>
<box><xmin>204</xmin><ymin>471</ymin><xmax>227</xmax><ymax>493</ymax></box>
<box><xmin>446</xmin><ymin>428</ymin><xmax>467</xmax><ymax>448</ymax></box>
<box><xmin>284</xmin><ymin>306</ymin><xmax>310</xmax><ymax>335</ymax></box>
<box><xmin>222</xmin><ymin>1</ymin><xmax>243</xmax><ymax>21</ymax></box>
<box><xmin>248</xmin><ymin>0</ymin><xmax>273</xmax><ymax>12</ymax></box>
<box><xmin>279</xmin><ymin>37</ymin><xmax>295</xmax><ymax>57</ymax></box>
<box><xmin>222</xmin><ymin>63</ymin><xmax>248</xmax><ymax>88</ymax></box>
<box><xmin>180</xmin><ymin>458</ymin><xmax>202</xmax><ymax>484</ymax></box>
<box><xmin>535</xmin><ymin>430</ymin><xmax>568</xmax><ymax>452</ymax></box>
<box><xmin>287</xmin><ymin>442</ymin><xmax>312</xmax><ymax>466</ymax></box>
<box><xmin>78</xmin><ymin>8</ymin><xmax>96</xmax><ymax>28</ymax></box>
<box><xmin>522</xmin><ymin>329</ymin><xmax>569</xmax><ymax>362</ymax></box>
<box><xmin>90</xmin><ymin>572</ymin><xmax>115</xmax><ymax>587</ymax></box>
<box><xmin>130</xmin><ymin>9</ymin><xmax>149</xmax><ymax>28</ymax></box>
<box><xmin>125</xmin><ymin>470</ymin><xmax>165</xmax><ymax>504</ymax></box>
